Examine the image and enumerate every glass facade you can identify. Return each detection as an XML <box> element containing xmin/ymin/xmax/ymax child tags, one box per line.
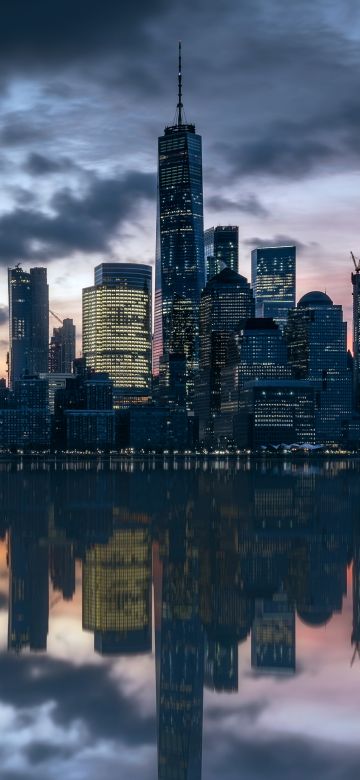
<box><xmin>153</xmin><ymin>119</ymin><xmax>205</xmax><ymax>404</ymax></box>
<box><xmin>251</xmin><ymin>246</ymin><xmax>296</xmax><ymax>331</ymax></box>
<box><xmin>82</xmin><ymin>263</ymin><xmax>152</xmax><ymax>406</ymax></box>
<box><xmin>49</xmin><ymin>318</ymin><xmax>76</xmax><ymax>374</ymax></box>
<box><xmin>8</xmin><ymin>266</ymin><xmax>49</xmax><ymax>388</ymax></box>
<box><xmin>204</xmin><ymin>226</ymin><xmax>238</xmax><ymax>283</ymax></box>
<box><xmin>287</xmin><ymin>291</ymin><xmax>353</xmax><ymax>442</ymax></box>
<box><xmin>196</xmin><ymin>267</ymin><xmax>254</xmax><ymax>442</ymax></box>
<box><xmin>352</xmin><ymin>268</ymin><xmax>360</xmax><ymax>410</ymax></box>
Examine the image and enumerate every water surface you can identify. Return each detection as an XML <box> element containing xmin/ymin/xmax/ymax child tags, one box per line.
<box><xmin>0</xmin><ymin>458</ymin><xmax>359</xmax><ymax>780</ymax></box>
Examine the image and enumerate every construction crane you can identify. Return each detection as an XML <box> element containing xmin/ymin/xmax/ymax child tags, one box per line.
<box><xmin>351</xmin><ymin>643</ymin><xmax>360</xmax><ymax>667</ymax></box>
<box><xmin>49</xmin><ymin>309</ymin><xmax>63</xmax><ymax>325</ymax></box>
<box><xmin>351</xmin><ymin>251</ymin><xmax>360</xmax><ymax>274</ymax></box>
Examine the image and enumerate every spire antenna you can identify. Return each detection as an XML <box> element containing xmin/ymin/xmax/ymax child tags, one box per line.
<box><xmin>177</xmin><ymin>41</ymin><xmax>183</xmax><ymax>126</ymax></box>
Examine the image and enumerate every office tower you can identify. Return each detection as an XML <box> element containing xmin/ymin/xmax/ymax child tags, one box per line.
<box><xmin>204</xmin><ymin>226</ymin><xmax>239</xmax><ymax>282</ymax></box>
<box><xmin>251</xmin><ymin>594</ymin><xmax>296</xmax><ymax>674</ymax></box>
<box><xmin>235</xmin><ymin>379</ymin><xmax>317</xmax><ymax>447</ymax></box>
<box><xmin>251</xmin><ymin>245</ymin><xmax>296</xmax><ymax>331</ymax></box>
<box><xmin>153</xmin><ymin>44</ymin><xmax>205</xmax><ymax>409</ymax></box>
<box><xmin>49</xmin><ymin>318</ymin><xmax>76</xmax><ymax>374</ymax></box>
<box><xmin>82</xmin><ymin>262</ymin><xmax>152</xmax><ymax>407</ymax></box>
<box><xmin>287</xmin><ymin>291</ymin><xmax>353</xmax><ymax>442</ymax></box>
<box><xmin>49</xmin><ymin>544</ymin><xmax>76</xmax><ymax>601</ymax></box>
<box><xmin>8</xmin><ymin>265</ymin><xmax>49</xmax><ymax>387</ymax></box>
<box><xmin>0</xmin><ymin>376</ymin><xmax>50</xmax><ymax>450</ymax></box>
<box><xmin>219</xmin><ymin>318</ymin><xmax>291</xmax><ymax>443</ymax></box>
<box><xmin>29</xmin><ymin>268</ymin><xmax>49</xmax><ymax>374</ymax></box>
<box><xmin>83</xmin><ymin>521</ymin><xmax>152</xmax><ymax>655</ymax></box>
<box><xmin>352</xmin><ymin>255</ymin><xmax>360</xmax><ymax>410</ymax></box>
<box><xmin>196</xmin><ymin>267</ymin><xmax>254</xmax><ymax>442</ymax></box>
<box><xmin>53</xmin><ymin>370</ymin><xmax>115</xmax><ymax>451</ymax></box>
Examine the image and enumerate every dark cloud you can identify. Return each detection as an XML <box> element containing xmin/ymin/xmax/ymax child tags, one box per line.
<box><xmin>0</xmin><ymin>1</ymin><xmax>168</xmax><ymax>70</ymax></box>
<box><xmin>0</xmin><ymin>652</ymin><xmax>156</xmax><ymax>746</ymax></box>
<box><xmin>206</xmin><ymin>194</ymin><xmax>269</xmax><ymax>218</ymax></box>
<box><xmin>24</xmin><ymin>741</ymin><xmax>76</xmax><ymax>766</ymax></box>
<box><xmin>0</xmin><ymin>116</ymin><xmax>51</xmax><ymax>147</ymax></box>
<box><xmin>243</xmin><ymin>235</ymin><xmax>306</xmax><ymax>252</ymax></box>
<box><xmin>0</xmin><ymin>306</ymin><xmax>8</xmax><ymax>326</ymax></box>
<box><xmin>0</xmin><ymin>170</ymin><xmax>156</xmax><ymax>263</ymax></box>
<box><xmin>203</xmin><ymin>728</ymin><xmax>360</xmax><ymax>780</ymax></box>
<box><xmin>24</xmin><ymin>153</ymin><xmax>80</xmax><ymax>177</ymax></box>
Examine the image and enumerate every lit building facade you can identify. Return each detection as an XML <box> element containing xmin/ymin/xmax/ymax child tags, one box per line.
<box><xmin>204</xmin><ymin>226</ymin><xmax>238</xmax><ymax>282</ymax></box>
<box><xmin>83</xmin><ymin>522</ymin><xmax>152</xmax><ymax>655</ymax></box>
<box><xmin>153</xmin><ymin>48</ymin><xmax>204</xmax><ymax>410</ymax></box>
<box><xmin>82</xmin><ymin>262</ymin><xmax>152</xmax><ymax>407</ymax></box>
<box><xmin>251</xmin><ymin>245</ymin><xmax>296</xmax><ymax>331</ymax></box>
<box><xmin>287</xmin><ymin>291</ymin><xmax>353</xmax><ymax>442</ymax></box>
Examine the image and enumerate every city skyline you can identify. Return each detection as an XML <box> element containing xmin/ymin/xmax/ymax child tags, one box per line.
<box><xmin>0</xmin><ymin>2</ymin><xmax>359</xmax><ymax>374</ymax></box>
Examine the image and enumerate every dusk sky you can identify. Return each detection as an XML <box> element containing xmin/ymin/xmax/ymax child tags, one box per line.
<box><xmin>0</xmin><ymin>0</ymin><xmax>359</xmax><ymax>372</ymax></box>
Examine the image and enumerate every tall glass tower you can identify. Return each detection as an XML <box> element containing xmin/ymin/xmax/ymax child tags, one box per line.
<box><xmin>8</xmin><ymin>265</ymin><xmax>49</xmax><ymax>388</ymax></box>
<box><xmin>153</xmin><ymin>44</ymin><xmax>204</xmax><ymax>406</ymax></box>
<box><xmin>251</xmin><ymin>245</ymin><xmax>296</xmax><ymax>331</ymax></box>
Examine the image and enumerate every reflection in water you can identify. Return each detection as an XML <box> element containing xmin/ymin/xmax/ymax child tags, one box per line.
<box><xmin>0</xmin><ymin>459</ymin><xmax>360</xmax><ymax>779</ymax></box>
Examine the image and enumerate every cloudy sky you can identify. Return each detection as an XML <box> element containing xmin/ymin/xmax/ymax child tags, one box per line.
<box><xmin>0</xmin><ymin>0</ymin><xmax>359</xmax><ymax>372</ymax></box>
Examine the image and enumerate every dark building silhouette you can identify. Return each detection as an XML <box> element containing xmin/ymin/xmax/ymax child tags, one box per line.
<box><xmin>251</xmin><ymin>594</ymin><xmax>296</xmax><ymax>674</ymax></box>
<box><xmin>196</xmin><ymin>268</ymin><xmax>254</xmax><ymax>443</ymax></box>
<box><xmin>251</xmin><ymin>245</ymin><xmax>296</xmax><ymax>331</ymax></box>
<box><xmin>8</xmin><ymin>266</ymin><xmax>49</xmax><ymax>387</ymax></box>
<box><xmin>153</xmin><ymin>45</ymin><xmax>204</xmax><ymax>410</ymax></box>
<box><xmin>352</xmin><ymin>257</ymin><xmax>360</xmax><ymax>410</ymax></box>
<box><xmin>49</xmin><ymin>318</ymin><xmax>76</xmax><ymax>374</ymax></box>
<box><xmin>204</xmin><ymin>226</ymin><xmax>238</xmax><ymax>282</ymax></box>
<box><xmin>287</xmin><ymin>291</ymin><xmax>352</xmax><ymax>442</ymax></box>
<box><xmin>219</xmin><ymin>318</ymin><xmax>291</xmax><ymax>443</ymax></box>
<box><xmin>53</xmin><ymin>368</ymin><xmax>114</xmax><ymax>451</ymax></box>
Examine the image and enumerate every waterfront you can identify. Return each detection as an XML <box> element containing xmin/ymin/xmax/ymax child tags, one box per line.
<box><xmin>0</xmin><ymin>459</ymin><xmax>360</xmax><ymax>779</ymax></box>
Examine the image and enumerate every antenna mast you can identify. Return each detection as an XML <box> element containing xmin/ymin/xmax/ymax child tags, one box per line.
<box><xmin>177</xmin><ymin>41</ymin><xmax>183</xmax><ymax>126</ymax></box>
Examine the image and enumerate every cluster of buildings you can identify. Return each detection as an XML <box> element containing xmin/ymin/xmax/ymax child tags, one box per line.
<box><xmin>2</xmin><ymin>51</ymin><xmax>360</xmax><ymax>452</ymax></box>
<box><xmin>2</xmin><ymin>462</ymin><xmax>360</xmax><ymax>777</ymax></box>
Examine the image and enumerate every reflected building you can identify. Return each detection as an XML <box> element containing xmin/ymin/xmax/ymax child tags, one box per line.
<box><xmin>156</xmin><ymin>514</ymin><xmax>204</xmax><ymax>780</ymax></box>
<box><xmin>7</xmin><ymin>527</ymin><xmax>49</xmax><ymax>652</ymax></box>
<box><xmin>83</xmin><ymin>516</ymin><xmax>152</xmax><ymax>655</ymax></box>
<box><xmin>204</xmin><ymin>637</ymin><xmax>238</xmax><ymax>692</ymax></box>
<box><xmin>251</xmin><ymin>594</ymin><xmax>296</xmax><ymax>674</ymax></box>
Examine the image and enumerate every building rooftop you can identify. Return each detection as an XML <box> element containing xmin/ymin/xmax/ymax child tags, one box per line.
<box><xmin>298</xmin><ymin>291</ymin><xmax>333</xmax><ymax>307</ymax></box>
<box><xmin>204</xmin><ymin>266</ymin><xmax>248</xmax><ymax>289</ymax></box>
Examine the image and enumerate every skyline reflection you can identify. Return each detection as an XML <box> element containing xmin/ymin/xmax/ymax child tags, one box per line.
<box><xmin>0</xmin><ymin>459</ymin><xmax>360</xmax><ymax>779</ymax></box>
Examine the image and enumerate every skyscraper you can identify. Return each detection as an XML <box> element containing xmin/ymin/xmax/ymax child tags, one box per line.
<box><xmin>251</xmin><ymin>245</ymin><xmax>296</xmax><ymax>331</ymax></box>
<box><xmin>287</xmin><ymin>291</ymin><xmax>353</xmax><ymax>442</ymax></box>
<box><xmin>196</xmin><ymin>267</ymin><xmax>254</xmax><ymax>441</ymax></box>
<box><xmin>82</xmin><ymin>262</ymin><xmax>152</xmax><ymax>407</ymax></box>
<box><xmin>153</xmin><ymin>44</ymin><xmax>204</xmax><ymax>407</ymax></box>
<box><xmin>8</xmin><ymin>265</ymin><xmax>49</xmax><ymax>387</ymax></box>
<box><xmin>204</xmin><ymin>226</ymin><xmax>238</xmax><ymax>282</ymax></box>
<box><xmin>49</xmin><ymin>318</ymin><xmax>76</xmax><ymax>374</ymax></box>
<box><xmin>351</xmin><ymin>254</ymin><xmax>360</xmax><ymax>410</ymax></box>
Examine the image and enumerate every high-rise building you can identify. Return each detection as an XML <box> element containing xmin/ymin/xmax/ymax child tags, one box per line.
<box><xmin>287</xmin><ymin>291</ymin><xmax>353</xmax><ymax>442</ymax></box>
<box><xmin>251</xmin><ymin>594</ymin><xmax>296</xmax><ymax>674</ymax></box>
<box><xmin>204</xmin><ymin>226</ymin><xmax>238</xmax><ymax>282</ymax></box>
<box><xmin>196</xmin><ymin>267</ymin><xmax>254</xmax><ymax>442</ymax></box>
<box><xmin>235</xmin><ymin>379</ymin><xmax>317</xmax><ymax>447</ymax></box>
<box><xmin>219</xmin><ymin>318</ymin><xmax>291</xmax><ymax>443</ymax></box>
<box><xmin>49</xmin><ymin>318</ymin><xmax>76</xmax><ymax>374</ymax></box>
<box><xmin>251</xmin><ymin>245</ymin><xmax>296</xmax><ymax>331</ymax></box>
<box><xmin>8</xmin><ymin>266</ymin><xmax>49</xmax><ymax>387</ymax></box>
<box><xmin>352</xmin><ymin>256</ymin><xmax>360</xmax><ymax>410</ymax></box>
<box><xmin>82</xmin><ymin>262</ymin><xmax>152</xmax><ymax>407</ymax></box>
<box><xmin>153</xmin><ymin>44</ymin><xmax>204</xmax><ymax>409</ymax></box>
